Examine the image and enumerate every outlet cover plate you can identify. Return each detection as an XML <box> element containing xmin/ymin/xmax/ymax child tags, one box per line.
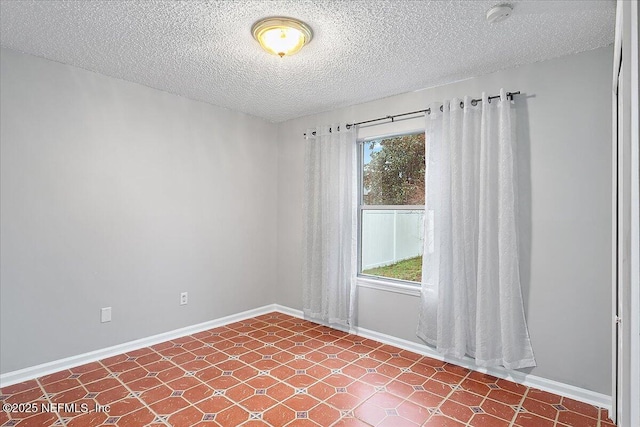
<box><xmin>101</xmin><ymin>307</ymin><xmax>112</xmax><ymax>323</ymax></box>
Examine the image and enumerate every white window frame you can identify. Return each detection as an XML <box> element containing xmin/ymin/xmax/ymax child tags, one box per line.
<box><xmin>356</xmin><ymin>130</ymin><xmax>425</xmax><ymax>297</ymax></box>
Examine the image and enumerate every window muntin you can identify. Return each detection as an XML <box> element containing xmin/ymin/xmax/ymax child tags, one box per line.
<box><xmin>359</xmin><ymin>133</ymin><xmax>426</xmax><ymax>285</ymax></box>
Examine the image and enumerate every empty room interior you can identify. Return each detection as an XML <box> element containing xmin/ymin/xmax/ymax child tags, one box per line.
<box><xmin>1</xmin><ymin>1</ymin><xmax>638</xmax><ymax>427</ymax></box>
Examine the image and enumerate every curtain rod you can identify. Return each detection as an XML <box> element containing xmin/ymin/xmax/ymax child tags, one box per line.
<box><xmin>303</xmin><ymin>91</ymin><xmax>520</xmax><ymax>137</ymax></box>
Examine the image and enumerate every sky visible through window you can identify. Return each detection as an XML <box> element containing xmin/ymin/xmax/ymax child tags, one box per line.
<box><xmin>363</xmin><ymin>140</ymin><xmax>383</xmax><ymax>166</ymax></box>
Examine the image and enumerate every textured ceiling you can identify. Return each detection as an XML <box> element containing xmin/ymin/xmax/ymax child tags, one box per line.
<box><xmin>0</xmin><ymin>1</ymin><xmax>615</xmax><ymax>122</ymax></box>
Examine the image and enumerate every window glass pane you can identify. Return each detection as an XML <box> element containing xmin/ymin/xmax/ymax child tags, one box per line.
<box><xmin>361</xmin><ymin>209</ymin><xmax>424</xmax><ymax>283</ymax></box>
<box><xmin>362</xmin><ymin>133</ymin><xmax>425</xmax><ymax>205</ymax></box>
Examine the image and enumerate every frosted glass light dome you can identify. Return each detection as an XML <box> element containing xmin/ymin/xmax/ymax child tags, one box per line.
<box><xmin>251</xmin><ymin>17</ymin><xmax>313</xmax><ymax>57</ymax></box>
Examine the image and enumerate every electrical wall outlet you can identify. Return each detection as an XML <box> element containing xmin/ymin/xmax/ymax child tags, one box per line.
<box><xmin>101</xmin><ymin>307</ymin><xmax>112</xmax><ymax>323</ymax></box>
<box><xmin>180</xmin><ymin>292</ymin><xmax>188</xmax><ymax>305</ymax></box>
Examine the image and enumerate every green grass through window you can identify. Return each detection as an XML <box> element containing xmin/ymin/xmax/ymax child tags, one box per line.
<box><xmin>362</xmin><ymin>256</ymin><xmax>422</xmax><ymax>283</ymax></box>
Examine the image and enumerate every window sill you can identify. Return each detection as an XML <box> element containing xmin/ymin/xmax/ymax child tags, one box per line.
<box><xmin>356</xmin><ymin>276</ymin><xmax>422</xmax><ymax>297</ymax></box>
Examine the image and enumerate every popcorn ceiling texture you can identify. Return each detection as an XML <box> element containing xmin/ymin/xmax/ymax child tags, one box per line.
<box><xmin>0</xmin><ymin>0</ymin><xmax>615</xmax><ymax>123</ymax></box>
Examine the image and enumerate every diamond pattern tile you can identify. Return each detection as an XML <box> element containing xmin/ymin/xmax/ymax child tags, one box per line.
<box><xmin>0</xmin><ymin>312</ymin><xmax>609</xmax><ymax>426</ymax></box>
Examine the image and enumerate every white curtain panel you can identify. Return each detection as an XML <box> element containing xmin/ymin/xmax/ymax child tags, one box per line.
<box><xmin>417</xmin><ymin>89</ymin><xmax>536</xmax><ymax>369</ymax></box>
<box><xmin>302</xmin><ymin>125</ymin><xmax>357</xmax><ymax>328</ymax></box>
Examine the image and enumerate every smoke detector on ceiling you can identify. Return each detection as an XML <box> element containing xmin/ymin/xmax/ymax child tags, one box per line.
<box><xmin>486</xmin><ymin>4</ymin><xmax>513</xmax><ymax>23</ymax></box>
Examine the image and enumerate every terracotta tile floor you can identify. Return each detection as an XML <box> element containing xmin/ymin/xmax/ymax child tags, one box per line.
<box><xmin>1</xmin><ymin>312</ymin><xmax>614</xmax><ymax>427</ymax></box>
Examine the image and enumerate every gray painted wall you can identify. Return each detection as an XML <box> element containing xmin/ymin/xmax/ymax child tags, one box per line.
<box><xmin>0</xmin><ymin>48</ymin><xmax>278</xmax><ymax>373</ymax></box>
<box><xmin>0</xmin><ymin>46</ymin><xmax>614</xmax><ymax>396</ymax></box>
<box><xmin>275</xmin><ymin>47</ymin><xmax>613</xmax><ymax>394</ymax></box>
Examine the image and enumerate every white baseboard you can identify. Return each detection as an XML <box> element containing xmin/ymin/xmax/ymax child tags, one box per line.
<box><xmin>353</xmin><ymin>324</ymin><xmax>612</xmax><ymax>411</ymax></box>
<box><xmin>272</xmin><ymin>304</ymin><xmax>611</xmax><ymax>411</ymax></box>
<box><xmin>1</xmin><ymin>303</ymin><xmax>612</xmax><ymax>413</ymax></box>
<box><xmin>0</xmin><ymin>304</ymin><xmax>279</xmax><ymax>388</ymax></box>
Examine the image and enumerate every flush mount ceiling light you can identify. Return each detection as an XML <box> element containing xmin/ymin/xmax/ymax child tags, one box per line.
<box><xmin>486</xmin><ymin>4</ymin><xmax>513</xmax><ymax>23</ymax></box>
<box><xmin>251</xmin><ymin>17</ymin><xmax>313</xmax><ymax>58</ymax></box>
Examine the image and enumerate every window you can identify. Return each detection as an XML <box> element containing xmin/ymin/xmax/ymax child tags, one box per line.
<box><xmin>358</xmin><ymin>132</ymin><xmax>426</xmax><ymax>285</ymax></box>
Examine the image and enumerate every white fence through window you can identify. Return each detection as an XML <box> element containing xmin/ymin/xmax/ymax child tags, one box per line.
<box><xmin>361</xmin><ymin>210</ymin><xmax>425</xmax><ymax>270</ymax></box>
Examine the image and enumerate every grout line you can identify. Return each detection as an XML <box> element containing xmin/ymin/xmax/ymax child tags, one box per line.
<box><xmin>35</xmin><ymin>378</ymin><xmax>66</xmax><ymax>427</ymax></box>
<box><xmin>434</xmin><ymin>369</ymin><xmax>472</xmax><ymax>426</ymax></box>
<box><xmin>470</xmin><ymin>386</ymin><xmax>490</xmax><ymax>427</ymax></box>
<box><xmin>99</xmin><ymin>359</ymin><xmax>170</xmax><ymax>426</ymax></box>
<box><xmin>555</xmin><ymin>396</ymin><xmax>564</xmax><ymax>426</ymax></box>
<box><xmin>598</xmin><ymin>407</ymin><xmax>602</xmax><ymax>427</ymax></box>
<box><xmin>509</xmin><ymin>385</ymin><xmax>529</xmax><ymax>427</ymax></box>
<box><xmin>597</xmin><ymin>406</ymin><xmax>606</xmax><ymax>427</ymax></box>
